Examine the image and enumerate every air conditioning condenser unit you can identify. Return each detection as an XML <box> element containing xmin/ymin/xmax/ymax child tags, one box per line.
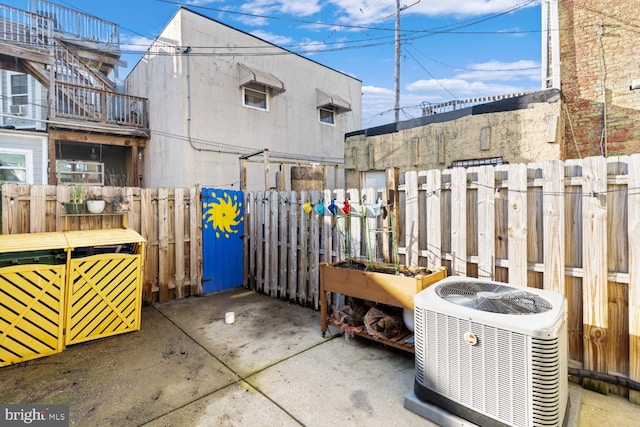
<box><xmin>405</xmin><ymin>276</ymin><xmax>569</xmax><ymax>427</ymax></box>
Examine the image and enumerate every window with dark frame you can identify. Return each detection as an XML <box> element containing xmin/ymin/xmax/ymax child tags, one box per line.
<box><xmin>451</xmin><ymin>157</ymin><xmax>505</xmax><ymax>168</ymax></box>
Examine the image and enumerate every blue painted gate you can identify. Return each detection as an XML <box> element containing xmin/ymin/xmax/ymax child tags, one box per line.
<box><xmin>202</xmin><ymin>188</ymin><xmax>244</xmax><ymax>293</ymax></box>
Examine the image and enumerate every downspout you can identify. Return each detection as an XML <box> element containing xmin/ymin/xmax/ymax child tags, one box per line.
<box><xmin>181</xmin><ymin>46</ymin><xmax>197</xmax><ymax>151</ymax></box>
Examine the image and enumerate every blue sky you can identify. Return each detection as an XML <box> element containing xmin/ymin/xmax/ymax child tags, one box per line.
<box><xmin>5</xmin><ymin>0</ymin><xmax>543</xmax><ymax>128</ymax></box>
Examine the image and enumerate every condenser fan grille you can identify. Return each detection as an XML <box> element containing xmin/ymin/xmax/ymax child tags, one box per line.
<box><xmin>435</xmin><ymin>281</ymin><xmax>553</xmax><ymax>314</ymax></box>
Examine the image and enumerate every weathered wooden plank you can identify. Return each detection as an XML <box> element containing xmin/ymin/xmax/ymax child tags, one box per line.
<box><xmin>262</xmin><ymin>191</ymin><xmax>271</xmax><ymax>295</ymax></box>
<box><xmin>362</xmin><ymin>187</ymin><xmax>377</xmax><ymax>262</ymax></box>
<box><xmin>628</xmin><ymin>154</ymin><xmax>640</xmax><ymax>403</ymax></box>
<box><xmin>297</xmin><ymin>190</ymin><xmax>308</xmax><ymax>305</ymax></box>
<box><xmin>331</xmin><ymin>189</ymin><xmax>346</xmax><ymax>309</ymax></box>
<box><xmin>125</xmin><ymin>187</ymin><xmax>140</xmax><ymax>232</ymax></box>
<box><xmin>477</xmin><ymin>165</ymin><xmax>495</xmax><ymax>279</ymax></box>
<box><xmin>333</xmin><ymin>189</ymin><xmax>346</xmax><ymax>262</ymax></box>
<box><xmin>139</xmin><ymin>188</ymin><xmax>153</xmax><ymax>303</ymax></box>
<box><xmin>255</xmin><ymin>192</ymin><xmax>264</xmax><ymax>293</ymax></box>
<box><xmin>347</xmin><ymin>188</ymin><xmax>361</xmax><ymax>261</ymax></box>
<box><xmin>542</xmin><ymin>160</ymin><xmax>565</xmax><ymax>295</ymax></box>
<box><xmin>174</xmin><ymin>188</ymin><xmax>185</xmax><ymax>299</ymax></box>
<box><xmin>564</xmin><ymin>159</ymin><xmax>584</xmax><ymax>365</ymax></box>
<box><xmin>527</xmin><ymin>163</ymin><xmax>544</xmax><ymax>289</ymax></box>
<box><xmin>425</xmin><ymin>169</ymin><xmax>442</xmax><ymax>270</ymax></box>
<box><xmin>582</xmin><ymin>156</ymin><xmax>608</xmax><ymax>375</ymax></box>
<box><xmin>54</xmin><ymin>184</ymin><xmax>67</xmax><ymax>232</ymax></box>
<box><xmin>507</xmin><ymin>163</ymin><xmax>528</xmax><ymax>286</ymax></box>
<box><xmin>246</xmin><ymin>192</ymin><xmax>255</xmax><ymax>290</ymax></box>
<box><xmin>321</xmin><ymin>189</ymin><xmax>333</xmax><ymax>265</ymax></box>
<box><xmin>288</xmin><ymin>191</ymin><xmax>298</xmax><ymax>301</ymax></box>
<box><xmin>157</xmin><ymin>188</ymin><xmax>171</xmax><ymax>302</ymax></box>
<box><xmin>309</xmin><ymin>191</ymin><xmax>320</xmax><ymax>309</ymax></box>
<box><xmin>29</xmin><ymin>185</ymin><xmax>46</xmax><ymax>233</ymax></box>
<box><xmin>278</xmin><ymin>191</ymin><xmax>288</xmax><ymax>299</ymax></box>
<box><xmin>606</xmin><ymin>157</ymin><xmax>629</xmax><ymax>383</ymax></box>
<box><xmin>404</xmin><ymin>171</ymin><xmax>419</xmax><ymax>266</ymax></box>
<box><xmin>269</xmin><ymin>190</ymin><xmax>279</xmax><ymax>298</ymax></box>
<box><xmin>190</xmin><ymin>185</ymin><xmax>201</xmax><ymax>296</ymax></box>
<box><xmin>450</xmin><ymin>167</ymin><xmax>467</xmax><ymax>276</ymax></box>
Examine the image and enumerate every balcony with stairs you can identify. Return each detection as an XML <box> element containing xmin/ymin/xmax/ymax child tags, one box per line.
<box><xmin>0</xmin><ymin>1</ymin><xmax>148</xmax><ymax>137</ymax></box>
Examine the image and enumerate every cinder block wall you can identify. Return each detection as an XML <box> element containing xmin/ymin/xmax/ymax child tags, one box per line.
<box><xmin>560</xmin><ymin>0</ymin><xmax>640</xmax><ymax>159</ymax></box>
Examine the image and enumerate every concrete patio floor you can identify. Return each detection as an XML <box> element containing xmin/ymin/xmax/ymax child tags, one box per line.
<box><xmin>1</xmin><ymin>287</ymin><xmax>639</xmax><ymax>426</ymax></box>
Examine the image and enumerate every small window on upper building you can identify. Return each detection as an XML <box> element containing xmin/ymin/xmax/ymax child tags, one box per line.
<box><xmin>319</xmin><ymin>105</ymin><xmax>335</xmax><ymax>125</ymax></box>
<box><xmin>243</xmin><ymin>83</ymin><xmax>268</xmax><ymax>110</ymax></box>
<box><xmin>238</xmin><ymin>63</ymin><xmax>285</xmax><ymax>112</ymax></box>
<box><xmin>317</xmin><ymin>89</ymin><xmax>351</xmax><ymax>125</ymax></box>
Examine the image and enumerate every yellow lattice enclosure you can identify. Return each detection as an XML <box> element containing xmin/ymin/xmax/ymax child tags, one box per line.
<box><xmin>0</xmin><ymin>264</ymin><xmax>67</xmax><ymax>367</ymax></box>
<box><xmin>0</xmin><ymin>232</ymin><xmax>69</xmax><ymax>367</ymax></box>
<box><xmin>64</xmin><ymin>229</ymin><xmax>145</xmax><ymax>346</ymax></box>
<box><xmin>65</xmin><ymin>253</ymin><xmax>143</xmax><ymax>345</ymax></box>
<box><xmin>0</xmin><ymin>229</ymin><xmax>145</xmax><ymax>366</ymax></box>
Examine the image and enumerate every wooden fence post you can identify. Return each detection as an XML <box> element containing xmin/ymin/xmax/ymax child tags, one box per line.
<box><xmin>582</xmin><ymin>156</ymin><xmax>609</xmax><ymax>389</ymax></box>
<box><xmin>629</xmin><ymin>154</ymin><xmax>640</xmax><ymax>404</ymax></box>
<box><xmin>507</xmin><ymin>163</ymin><xmax>528</xmax><ymax>286</ymax></box>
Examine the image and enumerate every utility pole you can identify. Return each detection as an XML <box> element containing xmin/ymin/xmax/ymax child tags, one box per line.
<box><xmin>394</xmin><ymin>0</ymin><xmax>401</xmax><ymax>123</ymax></box>
<box><xmin>393</xmin><ymin>1</ymin><xmax>420</xmax><ymax>123</ymax></box>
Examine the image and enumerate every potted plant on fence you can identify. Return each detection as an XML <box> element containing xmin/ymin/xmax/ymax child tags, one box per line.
<box><xmin>86</xmin><ymin>194</ymin><xmax>106</xmax><ymax>214</ymax></box>
<box><xmin>112</xmin><ymin>193</ymin><xmax>130</xmax><ymax>213</ymax></box>
<box><xmin>65</xmin><ymin>185</ymin><xmax>84</xmax><ymax>214</ymax></box>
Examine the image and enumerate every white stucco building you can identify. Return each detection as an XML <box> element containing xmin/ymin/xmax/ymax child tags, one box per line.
<box><xmin>125</xmin><ymin>7</ymin><xmax>362</xmax><ymax>191</ymax></box>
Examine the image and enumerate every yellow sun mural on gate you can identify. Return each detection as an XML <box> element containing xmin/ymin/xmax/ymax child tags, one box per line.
<box><xmin>203</xmin><ymin>191</ymin><xmax>243</xmax><ymax>238</ymax></box>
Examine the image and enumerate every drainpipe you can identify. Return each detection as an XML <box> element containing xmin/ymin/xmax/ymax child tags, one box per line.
<box><xmin>180</xmin><ymin>46</ymin><xmax>196</xmax><ymax>151</ymax></box>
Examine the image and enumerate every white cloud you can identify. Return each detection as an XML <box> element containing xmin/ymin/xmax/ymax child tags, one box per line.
<box><xmin>250</xmin><ymin>30</ymin><xmax>293</xmax><ymax>46</ymax></box>
<box><xmin>120</xmin><ymin>34</ymin><xmax>153</xmax><ymax>53</ymax></box>
<box><xmin>297</xmin><ymin>39</ymin><xmax>328</xmax><ymax>55</ymax></box>
<box><xmin>326</xmin><ymin>0</ymin><xmax>537</xmax><ymax>25</ymax></box>
<box><xmin>406</xmin><ymin>78</ymin><xmax>530</xmax><ymax>101</ymax></box>
<box><xmin>454</xmin><ymin>60</ymin><xmax>540</xmax><ymax>81</ymax></box>
<box><xmin>184</xmin><ymin>0</ymin><xmax>219</xmax><ymax>6</ymax></box>
<box><xmin>238</xmin><ymin>0</ymin><xmax>321</xmax><ymax>22</ymax></box>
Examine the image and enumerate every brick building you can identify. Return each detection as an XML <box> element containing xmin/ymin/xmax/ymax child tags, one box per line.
<box><xmin>560</xmin><ymin>0</ymin><xmax>640</xmax><ymax>158</ymax></box>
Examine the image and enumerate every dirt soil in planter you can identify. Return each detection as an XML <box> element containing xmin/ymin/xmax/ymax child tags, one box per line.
<box><xmin>332</xmin><ymin>259</ymin><xmax>434</xmax><ymax>277</ymax></box>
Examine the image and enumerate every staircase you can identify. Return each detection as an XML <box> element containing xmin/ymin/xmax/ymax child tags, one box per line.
<box><xmin>0</xmin><ymin>0</ymin><xmax>147</xmax><ymax>133</ymax></box>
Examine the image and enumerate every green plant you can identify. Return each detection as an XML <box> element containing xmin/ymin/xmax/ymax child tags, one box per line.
<box><xmin>69</xmin><ymin>185</ymin><xmax>84</xmax><ymax>204</ymax></box>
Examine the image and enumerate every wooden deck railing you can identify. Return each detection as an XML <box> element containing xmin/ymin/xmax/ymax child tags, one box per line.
<box><xmin>53</xmin><ymin>41</ymin><xmax>110</xmax><ymax>89</ymax></box>
<box><xmin>0</xmin><ymin>4</ymin><xmax>53</xmax><ymax>48</ymax></box>
<box><xmin>53</xmin><ymin>81</ymin><xmax>148</xmax><ymax>129</ymax></box>
<box><xmin>29</xmin><ymin>0</ymin><xmax>119</xmax><ymax>48</ymax></box>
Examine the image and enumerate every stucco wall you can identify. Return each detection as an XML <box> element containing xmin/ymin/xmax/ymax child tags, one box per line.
<box><xmin>126</xmin><ymin>8</ymin><xmax>361</xmax><ymax>190</ymax></box>
<box><xmin>344</xmin><ymin>92</ymin><xmax>562</xmax><ymax>188</ymax></box>
<box><xmin>559</xmin><ymin>0</ymin><xmax>640</xmax><ymax>158</ymax></box>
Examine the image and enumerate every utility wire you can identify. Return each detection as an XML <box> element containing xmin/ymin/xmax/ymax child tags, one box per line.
<box><xmin>405</xmin><ymin>47</ymin><xmax>457</xmax><ymax>99</ymax></box>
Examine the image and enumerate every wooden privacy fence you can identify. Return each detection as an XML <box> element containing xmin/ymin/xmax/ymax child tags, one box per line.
<box><xmin>244</xmin><ymin>154</ymin><xmax>640</xmax><ymax>402</ymax></box>
<box><xmin>0</xmin><ymin>184</ymin><xmax>202</xmax><ymax>304</ymax></box>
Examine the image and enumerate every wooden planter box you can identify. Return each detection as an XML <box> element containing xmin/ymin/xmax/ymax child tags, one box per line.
<box><xmin>320</xmin><ymin>261</ymin><xmax>447</xmax><ymax>352</ymax></box>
